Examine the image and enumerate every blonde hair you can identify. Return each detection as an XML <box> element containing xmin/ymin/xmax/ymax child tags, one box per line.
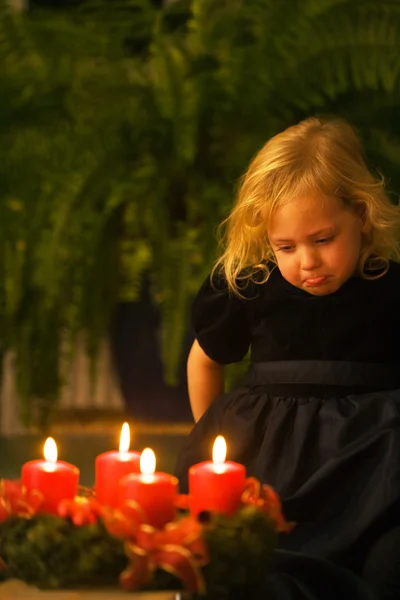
<box><xmin>213</xmin><ymin>116</ymin><xmax>400</xmax><ymax>295</ymax></box>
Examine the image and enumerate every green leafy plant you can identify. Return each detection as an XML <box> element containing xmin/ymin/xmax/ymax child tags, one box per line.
<box><xmin>0</xmin><ymin>514</ymin><xmax>127</xmax><ymax>588</ymax></box>
<box><xmin>0</xmin><ymin>0</ymin><xmax>400</xmax><ymax>427</ymax></box>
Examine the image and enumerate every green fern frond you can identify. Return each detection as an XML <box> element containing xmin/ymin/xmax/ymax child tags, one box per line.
<box><xmin>1</xmin><ymin>0</ymin><xmax>400</xmax><ymax>427</ymax></box>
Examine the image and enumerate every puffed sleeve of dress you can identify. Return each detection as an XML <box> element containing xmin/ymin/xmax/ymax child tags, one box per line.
<box><xmin>191</xmin><ymin>273</ymin><xmax>252</xmax><ymax>364</ymax></box>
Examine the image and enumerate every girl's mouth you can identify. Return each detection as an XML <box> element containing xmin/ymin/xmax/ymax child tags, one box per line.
<box><xmin>305</xmin><ymin>276</ymin><xmax>327</xmax><ymax>286</ymax></box>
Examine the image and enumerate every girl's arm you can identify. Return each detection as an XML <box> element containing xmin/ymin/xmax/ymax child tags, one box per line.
<box><xmin>187</xmin><ymin>339</ymin><xmax>225</xmax><ymax>422</ymax></box>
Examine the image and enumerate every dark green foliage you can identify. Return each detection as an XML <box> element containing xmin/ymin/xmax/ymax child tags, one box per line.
<box><xmin>0</xmin><ymin>507</ymin><xmax>277</xmax><ymax>597</ymax></box>
<box><xmin>0</xmin><ymin>514</ymin><xmax>126</xmax><ymax>588</ymax></box>
<box><xmin>201</xmin><ymin>506</ymin><xmax>277</xmax><ymax>599</ymax></box>
<box><xmin>1</xmin><ymin>0</ymin><xmax>400</xmax><ymax>427</ymax></box>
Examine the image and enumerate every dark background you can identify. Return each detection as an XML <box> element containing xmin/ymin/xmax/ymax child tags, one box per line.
<box><xmin>111</xmin><ymin>291</ymin><xmax>193</xmax><ymax>422</ymax></box>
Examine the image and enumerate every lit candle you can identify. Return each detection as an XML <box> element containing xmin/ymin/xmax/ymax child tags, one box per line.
<box><xmin>95</xmin><ymin>422</ymin><xmax>141</xmax><ymax>508</ymax></box>
<box><xmin>189</xmin><ymin>436</ymin><xmax>246</xmax><ymax>517</ymax></box>
<box><xmin>21</xmin><ymin>437</ymin><xmax>79</xmax><ymax>514</ymax></box>
<box><xmin>119</xmin><ymin>448</ymin><xmax>178</xmax><ymax>529</ymax></box>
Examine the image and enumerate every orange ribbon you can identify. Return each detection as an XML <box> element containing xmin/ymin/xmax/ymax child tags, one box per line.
<box><xmin>58</xmin><ymin>496</ymin><xmax>103</xmax><ymax>526</ymax></box>
<box><xmin>102</xmin><ymin>500</ymin><xmax>147</xmax><ymax>540</ymax></box>
<box><xmin>175</xmin><ymin>494</ymin><xmax>190</xmax><ymax>511</ymax></box>
<box><xmin>0</xmin><ymin>479</ymin><xmax>43</xmax><ymax>571</ymax></box>
<box><xmin>120</xmin><ymin>516</ymin><xmax>208</xmax><ymax>595</ymax></box>
<box><xmin>0</xmin><ymin>479</ymin><xmax>43</xmax><ymax>523</ymax></box>
<box><xmin>241</xmin><ymin>477</ymin><xmax>296</xmax><ymax>533</ymax></box>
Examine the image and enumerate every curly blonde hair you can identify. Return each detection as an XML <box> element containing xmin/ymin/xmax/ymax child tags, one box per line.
<box><xmin>213</xmin><ymin>116</ymin><xmax>400</xmax><ymax>295</ymax></box>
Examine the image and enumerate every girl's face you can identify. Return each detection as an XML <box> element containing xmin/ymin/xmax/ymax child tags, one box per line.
<box><xmin>267</xmin><ymin>194</ymin><xmax>368</xmax><ymax>296</ymax></box>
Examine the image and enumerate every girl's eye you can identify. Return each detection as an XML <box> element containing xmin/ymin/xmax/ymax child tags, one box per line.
<box><xmin>277</xmin><ymin>245</ymin><xmax>295</xmax><ymax>252</ymax></box>
<box><xmin>315</xmin><ymin>236</ymin><xmax>334</xmax><ymax>245</ymax></box>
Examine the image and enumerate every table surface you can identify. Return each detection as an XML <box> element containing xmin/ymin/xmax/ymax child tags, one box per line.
<box><xmin>0</xmin><ymin>580</ymin><xmax>190</xmax><ymax>600</ymax></box>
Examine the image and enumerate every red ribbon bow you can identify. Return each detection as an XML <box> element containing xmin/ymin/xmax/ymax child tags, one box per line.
<box><xmin>241</xmin><ymin>477</ymin><xmax>296</xmax><ymax>533</ymax></box>
<box><xmin>102</xmin><ymin>500</ymin><xmax>147</xmax><ymax>540</ymax></box>
<box><xmin>0</xmin><ymin>479</ymin><xmax>43</xmax><ymax>523</ymax></box>
<box><xmin>58</xmin><ymin>496</ymin><xmax>103</xmax><ymax>526</ymax></box>
<box><xmin>121</xmin><ymin>516</ymin><xmax>208</xmax><ymax>595</ymax></box>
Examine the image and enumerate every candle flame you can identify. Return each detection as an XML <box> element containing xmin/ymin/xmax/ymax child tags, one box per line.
<box><xmin>43</xmin><ymin>437</ymin><xmax>58</xmax><ymax>463</ymax></box>
<box><xmin>119</xmin><ymin>422</ymin><xmax>130</xmax><ymax>453</ymax></box>
<box><xmin>212</xmin><ymin>435</ymin><xmax>227</xmax><ymax>466</ymax></box>
<box><xmin>140</xmin><ymin>448</ymin><xmax>156</xmax><ymax>476</ymax></box>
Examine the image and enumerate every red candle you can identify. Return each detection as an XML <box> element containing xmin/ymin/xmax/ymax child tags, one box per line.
<box><xmin>119</xmin><ymin>448</ymin><xmax>178</xmax><ymax>529</ymax></box>
<box><xmin>21</xmin><ymin>437</ymin><xmax>79</xmax><ymax>514</ymax></box>
<box><xmin>95</xmin><ymin>423</ymin><xmax>141</xmax><ymax>508</ymax></box>
<box><xmin>189</xmin><ymin>436</ymin><xmax>246</xmax><ymax>517</ymax></box>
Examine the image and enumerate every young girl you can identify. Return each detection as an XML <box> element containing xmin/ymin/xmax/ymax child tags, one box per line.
<box><xmin>175</xmin><ymin>116</ymin><xmax>400</xmax><ymax>600</ymax></box>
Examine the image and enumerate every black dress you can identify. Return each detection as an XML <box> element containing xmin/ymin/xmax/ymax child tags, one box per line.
<box><xmin>175</xmin><ymin>261</ymin><xmax>400</xmax><ymax>600</ymax></box>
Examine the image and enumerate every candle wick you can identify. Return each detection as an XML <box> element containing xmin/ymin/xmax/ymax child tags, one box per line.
<box><xmin>43</xmin><ymin>461</ymin><xmax>57</xmax><ymax>473</ymax></box>
<box><xmin>213</xmin><ymin>463</ymin><xmax>225</xmax><ymax>474</ymax></box>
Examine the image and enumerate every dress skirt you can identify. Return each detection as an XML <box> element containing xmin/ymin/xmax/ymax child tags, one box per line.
<box><xmin>174</xmin><ymin>361</ymin><xmax>400</xmax><ymax>599</ymax></box>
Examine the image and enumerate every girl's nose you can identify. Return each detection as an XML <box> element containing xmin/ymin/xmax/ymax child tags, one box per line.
<box><xmin>300</xmin><ymin>246</ymin><xmax>322</xmax><ymax>271</ymax></box>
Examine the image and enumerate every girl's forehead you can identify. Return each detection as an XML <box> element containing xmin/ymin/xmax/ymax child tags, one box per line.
<box><xmin>267</xmin><ymin>194</ymin><xmax>348</xmax><ymax>237</ymax></box>
<box><xmin>274</xmin><ymin>192</ymin><xmax>342</xmax><ymax>216</ymax></box>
